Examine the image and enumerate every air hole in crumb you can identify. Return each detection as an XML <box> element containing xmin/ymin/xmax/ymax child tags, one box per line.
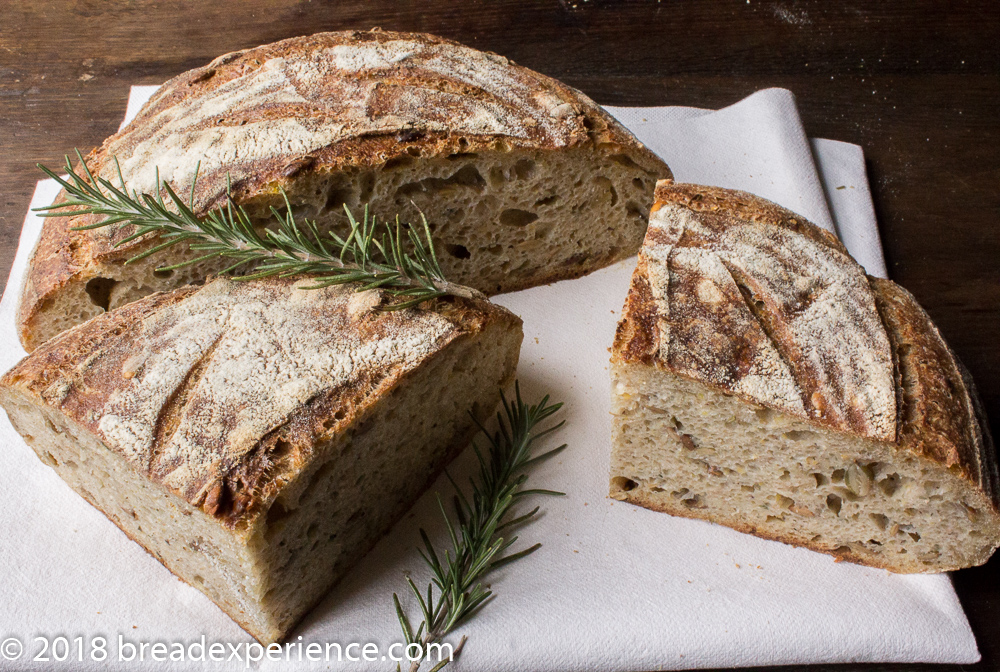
<box><xmin>398</xmin><ymin>165</ymin><xmax>485</xmax><ymax>197</ymax></box>
<box><xmin>325</xmin><ymin>186</ymin><xmax>354</xmax><ymax>210</ymax></box>
<box><xmin>85</xmin><ymin>277</ymin><xmax>118</xmax><ymax>311</ymax></box>
<box><xmin>632</xmin><ymin>177</ymin><xmax>645</xmax><ymax>190</ymax></box>
<box><xmin>784</xmin><ymin>430</ymin><xmax>817</xmax><ymax>441</ymax></box>
<box><xmin>869</xmin><ymin>513</ymin><xmax>889</xmax><ymax>530</ymax></box>
<box><xmin>266</xmin><ymin>501</ymin><xmax>291</xmax><ymax>525</ymax></box>
<box><xmin>499</xmin><ymin>209</ymin><xmax>538</xmax><ymax>227</ymax></box>
<box><xmin>272</xmin><ymin>439</ymin><xmax>293</xmax><ymax>458</ymax></box>
<box><xmin>754</xmin><ymin>408</ymin><xmax>776</xmax><ymax>423</ymax></box>
<box><xmin>908</xmin><ymin>531</ymin><xmax>921</xmax><ymax>542</ymax></box>
<box><xmin>964</xmin><ymin>504</ymin><xmax>980</xmax><ymax>522</ymax></box>
<box><xmin>779</xmin><ymin>470</ymin><xmax>791</xmax><ymax>481</ymax></box>
<box><xmin>671</xmin><ymin>488</ymin><xmax>689</xmax><ymax>499</ymax></box>
<box><xmin>306</xmin><ymin>523</ymin><xmax>319</xmax><ymax>540</ymax></box>
<box><xmin>625</xmin><ymin>201</ymin><xmax>645</xmax><ymax>221</ymax></box>
<box><xmin>812</xmin><ymin>473</ymin><xmax>828</xmax><ymax>487</ymax></box>
<box><xmin>488</xmin><ymin>166</ymin><xmax>506</xmax><ymax>187</ymax></box>
<box><xmin>193</xmin><ymin>575</ymin><xmax>205</xmax><ymax>585</ymax></box>
<box><xmin>878</xmin><ymin>473</ymin><xmax>900</xmax><ymax>496</ymax></box>
<box><xmin>513</xmin><ymin>158</ymin><xmax>536</xmax><ymax>179</ymax></box>
<box><xmin>670</xmin><ymin>416</ymin><xmax>683</xmax><ymax>431</ymax></box>
<box><xmin>611</xmin><ymin>477</ymin><xmax>638</xmax><ymax>492</ymax></box>
<box><xmin>445</xmin><ymin>243</ymin><xmax>471</xmax><ymax>259</ymax></box>
<box><xmin>153</xmin><ymin>268</ymin><xmax>174</xmax><ymax>279</ymax></box>
<box><xmin>593</xmin><ymin>176</ymin><xmax>618</xmax><ymax>206</ymax></box>
<box><xmin>826</xmin><ymin>494</ymin><xmax>842</xmax><ymax>516</ymax></box>
<box><xmin>831</xmin><ymin>469</ymin><xmax>846</xmax><ymax>483</ymax></box>
<box><xmin>609</xmin><ymin>153</ymin><xmax>641</xmax><ymax>170</ymax></box>
<box><xmin>534</xmin><ymin>194</ymin><xmax>559</xmax><ymax>207</ymax></box>
<box><xmin>384</xmin><ymin>155</ymin><xmax>414</xmax><ymax>170</ymax></box>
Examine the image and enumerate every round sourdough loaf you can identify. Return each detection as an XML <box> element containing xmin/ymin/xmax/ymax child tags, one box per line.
<box><xmin>18</xmin><ymin>29</ymin><xmax>669</xmax><ymax>351</ymax></box>
<box><xmin>610</xmin><ymin>180</ymin><xmax>1000</xmax><ymax>573</ymax></box>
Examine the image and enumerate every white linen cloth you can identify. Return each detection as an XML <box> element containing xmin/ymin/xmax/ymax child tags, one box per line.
<box><xmin>0</xmin><ymin>86</ymin><xmax>976</xmax><ymax>671</ymax></box>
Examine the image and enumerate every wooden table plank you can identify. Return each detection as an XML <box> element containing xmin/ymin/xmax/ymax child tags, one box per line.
<box><xmin>2</xmin><ymin>2</ymin><xmax>997</xmax><ymax>669</ymax></box>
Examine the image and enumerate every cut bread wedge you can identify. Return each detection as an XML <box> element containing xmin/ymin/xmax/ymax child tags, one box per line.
<box><xmin>0</xmin><ymin>277</ymin><xmax>522</xmax><ymax>642</ymax></box>
<box><xmin>609</xmin><ymin>180</ymin><xmax>1000</xmax><ymax>573</ymax></box>
<box><xmin>18</xmin><ymin>29</ymin><xmax>668</xmax><ymax>351</ymax></box>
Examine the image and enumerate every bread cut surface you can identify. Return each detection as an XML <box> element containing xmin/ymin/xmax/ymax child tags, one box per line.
<box><xmin>609</xmin><ymin>180</ymin><xmax>1000</xmax><ymax>573</ymax></box>
<box><xmin>18</xmin><ymin>28</ymin><xmax>669</xmax><ymax>351</ymax></box>
<box><xmin>0</xmin><ymin>277</ymin><xmax>522</xmax><ymax>642</ymax></box>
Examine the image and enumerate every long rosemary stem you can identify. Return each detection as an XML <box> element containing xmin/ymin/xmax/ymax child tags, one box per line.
<box><xmin>393</xmin><ymin>383</ymin><xmax>567</xmax><ymax>671</ymax></box>
<box><xmin>36</xmin><ymin>151</ymin><xmax>483</xmax><ymax>310</ymax></box>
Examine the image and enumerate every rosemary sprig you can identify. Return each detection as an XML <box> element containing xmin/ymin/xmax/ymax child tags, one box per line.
<box><xmin>394</xmin><ymin>383</ymin><xmax>567</xmax><ymax>672</ymax></box>
<box><xmin>35</xmin><ymin>151</ymin><xmax>482</xmax><ymax>310</ymax></box>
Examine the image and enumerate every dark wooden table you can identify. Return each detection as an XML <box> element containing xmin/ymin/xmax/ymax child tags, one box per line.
<box><xmin>2</xmin><ymin>1</ymin><xmax>997</xmax><ymax>670</ymax></box>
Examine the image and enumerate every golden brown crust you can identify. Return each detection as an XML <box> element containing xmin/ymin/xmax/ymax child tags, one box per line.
<box><xmin>870</xmin><ymin>277</ymin><xmax>1000</xmax><ymax>511</ymax></box>
<box><xmin>18</xmin><ymin>29</ymin><xmax>664</xmax><ymax>351</ymax></box>
<box><xmin>3</xmin><ymin>277</ymin><xmax>521</xmax><ymax>529</ymax></box>
<box><xmin>649</xmin><ymin>180</ymin><xmax>848</xmax><ymax>255</ymax></box>
<box><xmin>614</xmin><ymin>180</ymin><xmax>897</xmax><ymax>442</ymax></box>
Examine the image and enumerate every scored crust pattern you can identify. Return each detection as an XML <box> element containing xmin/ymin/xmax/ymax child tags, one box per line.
<box><xmin>3</xmin><ymin>278</ymin><xmax>515</xmax><ymax>526</ymax></box>
<box><xmin>615</xmin><ymin>181</ymin><xmax>897</xmax><ymax>442</ymax></box>
<box><xmin>58</xmin><ymin>29</ymin><xmax>647</xmax><ymax>259</ymax></box>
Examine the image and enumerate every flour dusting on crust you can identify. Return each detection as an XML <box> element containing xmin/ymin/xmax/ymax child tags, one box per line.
<box><xmin>623</xmin><ymin>182</ymin><xmax>896</xmax><ymax>442</ymax></box>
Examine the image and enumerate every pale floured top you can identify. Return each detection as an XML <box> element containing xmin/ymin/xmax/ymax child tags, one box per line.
<box><xmin>94</xmin><ymin>279</ymin><xmax>456</xmax><ymax>508</ymax></box>
<box><xmin>99</xmin><ymin>31</ymin><xmax>591</xmax><ymax>213</ymax></box>
<box><xmin>635</xmin><ymin>197</ymin><xmax>896</xmax><ymax>442</ymax></box>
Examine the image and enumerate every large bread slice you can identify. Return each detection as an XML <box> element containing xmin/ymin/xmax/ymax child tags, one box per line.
<box><xmin>0</xmin><ymin>277</ymin><xmax>522</xmax><ymax>642</ymax></box>
<box><xmin>609</xmin><ymin>180</ymin><xmax>1000</xmax><ymax>573</ymax></box>
<box><xmin>18</xmin><ymin>28</ymin><xmax>668</xmax><ymax>352</ymax></box>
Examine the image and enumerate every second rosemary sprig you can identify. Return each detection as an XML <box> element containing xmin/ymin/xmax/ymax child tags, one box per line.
<box><xmin>35</xmin><ymin>151</ymin><xmax>482</xmax><ymax>310</ymax></box>
<box><xmin>394</xmin><ymin>383</ymin><xmax>567</xmax><ymax>671</ymax></box>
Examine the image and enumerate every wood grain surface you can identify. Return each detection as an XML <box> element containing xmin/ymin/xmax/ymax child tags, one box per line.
<box><xmin>1</xmin><ymin>1</ymin><xmax>997</xmax><ymax>670</ymax></box>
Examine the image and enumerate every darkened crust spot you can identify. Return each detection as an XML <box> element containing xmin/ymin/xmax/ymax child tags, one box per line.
<box><xmin>612</xmin><ymin>265</ymin><xmax>659</xmax><ymax>365</ymax></box>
